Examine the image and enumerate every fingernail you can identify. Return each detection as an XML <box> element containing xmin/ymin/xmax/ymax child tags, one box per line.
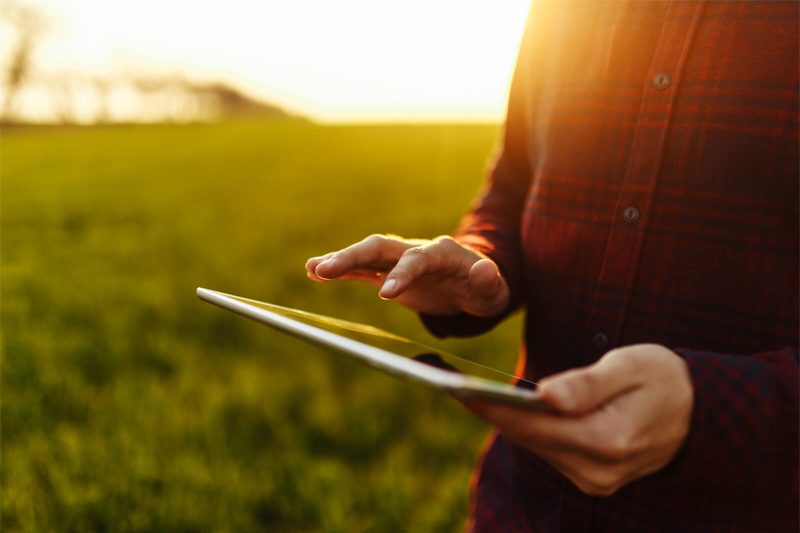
<box><xmin>380</xmin><ymin>278</ymin><xmax>397</xmax><ymax>298</ymax></box>
<box><xmin>315</xmin><ymin>259</ymin><xmax>335</xmax><ymax>280</ymax></box>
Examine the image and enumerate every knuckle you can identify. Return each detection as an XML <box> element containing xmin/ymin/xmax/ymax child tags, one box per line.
<box><xmin>611</xmin><ymin>345</ymin><xmax>640</xmax><ymax>365</ymax></box>
<box><xmin>618</xmin><ymin>349</ymin><xmax>647</xmax><ymax>381</ymax></box>
<box><xmin>577</xmin><ymin>369</ymin><xmax>599</xmax><ymax>391</ymax></box>
<box><xmin>597</xmin><ymin>432</ymin><xmax>635</xmax><ymax>462</ymax></box>
<box><xmin>428</xmin><ymin>237</ymin><xmax>460</xmax><ymax>267</ymax></box>
<box><xmin>600</xmin><ymin>347</ymin><xmax>626</xmax><ymax>368</ymax></box>
<box><xmin>402</xmin><ymin>246</ymin><xmax>427</xmax><ymax>260</ymax></box>
<box><xmin>333</xmin><ymin>248</ymin><xmax>352</xmax><ymax>263</ymax></box>
<box><xmin>622</xmin><ymin>347</ymin><xmax>645</xmax><ymax>365</ymax></box>
<box><xmin>603</xmin><ymin>346</ymin><xmax>623</xmax><ymax>358</ymax></box>
<box><xmin>397</xmin><ymin>247</ymin><xmax>429</xmax><ymax>274</ymax></box>
<box><xmin>434</xmin><ymin>235</ymin><xmax>458</xmax><ymax>248</ymax></box>
<box><xmin>349</xmin><ymin>235</ymin><xmax>388</xmax><ymax>262</ymax></box>
<box><xmin>364</xmin><ymin>234</ymin><xmax>385</xmax><ymax>245</ymax></box>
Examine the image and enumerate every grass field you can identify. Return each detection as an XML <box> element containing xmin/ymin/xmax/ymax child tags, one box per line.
<box><xmin>1</xmin><ymin>121</ymin><xmax>524</xmax><ymax>532</ymax></box>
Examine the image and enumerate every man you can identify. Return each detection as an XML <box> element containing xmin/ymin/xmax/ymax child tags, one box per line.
<box><xmin>306</xmin><ymin>1</ymin><xmax>799</xmax><ymax>531</ymax></box>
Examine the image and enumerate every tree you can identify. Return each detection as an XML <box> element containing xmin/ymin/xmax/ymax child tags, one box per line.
<box><xmin>1</xmin><ymin>0</ymin><xmax>49</xmax><ymax>124</ymax></box>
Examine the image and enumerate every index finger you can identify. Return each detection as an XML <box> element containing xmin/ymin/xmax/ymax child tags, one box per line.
<box><xmin>313</xmin><ymin>235</ymin><xmax>415</xmax><ymax>280</ymax></box>
<box><xmin>305</xmin><ymin>253</ymin><xmax>335</xmax><ymax>277</ymax></box>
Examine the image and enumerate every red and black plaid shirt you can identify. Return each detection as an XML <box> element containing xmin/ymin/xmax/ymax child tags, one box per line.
<box><xmin>423</xmin><ymin>2</ymin><xmax>799</xmax><ymax>531</ymax></box>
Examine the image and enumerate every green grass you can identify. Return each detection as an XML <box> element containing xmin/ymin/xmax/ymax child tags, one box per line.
<box><xmin>1</xmin><ymin>121</ymin><xmax>523</xmax><ymax>532</ymax></box>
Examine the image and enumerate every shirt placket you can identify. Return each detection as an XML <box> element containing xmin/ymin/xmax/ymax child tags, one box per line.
<box><xmin>581</xmin><ymin>0</ymin><xmax>707</xmax><ymax>364</ymax></box>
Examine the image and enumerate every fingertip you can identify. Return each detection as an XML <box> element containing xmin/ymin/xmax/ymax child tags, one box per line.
<box><xmin>314</xmin><ymin>256</ymin><xmax>338</xmax><ymax>279</ymax></box>
<box><xmin>314</xmin><ymin>270</ymin><xmax>332</xmax><ymax>281</ymax></box>
<box><xmin>469</xmin><ymin>259</ymin><xmax>501</xmax><ymax>298</ymax></box>
<box><xmin>307</xmin><ymin>270</ymin><xmax>329</xmax><ymax>283</ymax></box>
<box><xmin>305</xmin><ymin>257</ymin><xmax>320</xmax><ymax>273</ymax></box>
<box><xmin>538</xmin><ymin>379</ymin><xmax>576</xmax><ymax>413</ymax></box>
<box><xmin>474</xmin><ymin>257</ymin><xmax>497</xmax><ymax>271</ymax></box>
<box><xmin>378</xmin><ymin>278</ymin><xmax>398</xmax><ymax>299</ymax></box>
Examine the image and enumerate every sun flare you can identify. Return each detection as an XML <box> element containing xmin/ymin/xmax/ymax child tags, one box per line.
<box><xmin>4</xmin><ymin>0</ymin><xmax>531</xmax><ymax>122</ymax></box>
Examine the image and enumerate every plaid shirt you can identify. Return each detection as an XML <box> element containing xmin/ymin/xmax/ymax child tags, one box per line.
<box><xmin>423</xmin><ymin>2</ymin><xmax>799</xmax><ymax>531</ymax></box>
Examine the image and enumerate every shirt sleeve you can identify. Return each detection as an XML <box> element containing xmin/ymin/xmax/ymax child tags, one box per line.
<box><xmin>420</xmin><ymin>13</ymin><xmax>535</xmax><ymax>339</ymax></box>
<box><xmin>654</xmin><ymin>346</ymin><xmax>799</xmax><ymax>507</ymax></box>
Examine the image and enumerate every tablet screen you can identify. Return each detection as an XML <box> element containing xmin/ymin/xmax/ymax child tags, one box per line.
<box><xmin>225</xmin><ymin>294</ymin><xmax>537</xmax><ymax>390</ymax></box>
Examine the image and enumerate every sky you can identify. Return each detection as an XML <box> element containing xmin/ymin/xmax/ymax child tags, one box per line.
<box><xmin>10</xmin><ymin>0</ymin><xmax>532</xmax><ymax>122</ymax></box>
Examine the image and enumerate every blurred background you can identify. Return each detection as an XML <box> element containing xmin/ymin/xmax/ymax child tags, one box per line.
<box><xmin>1</xmin><ymin>1</ymin><xmax>531</xmax><ymax>531</ymax></box>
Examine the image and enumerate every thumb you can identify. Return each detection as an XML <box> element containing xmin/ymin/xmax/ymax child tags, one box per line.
<box><xmin>537</xmin><ymin>351</ymin><xmax>643</xmax><ymax>415</ymax></box>
<box><xmin>467</xmin><ymin>259</ymin><xmax>509</xmax><ymax>314</ymax></box>
<box><xmin>469</xmin><ymin>259</ymin><xmax>502</xmax><ymax>298</ymax></box>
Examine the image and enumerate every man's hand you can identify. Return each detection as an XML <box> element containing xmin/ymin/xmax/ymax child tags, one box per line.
<box><xmin>459</xmin><ymin>344</ymin><xmax>694</xmax><ymax>496</ymax></box>
<box><xmin>305</xmin><ymin>234</ymin><xmax>510</xmax><ymax>317</ymax></box>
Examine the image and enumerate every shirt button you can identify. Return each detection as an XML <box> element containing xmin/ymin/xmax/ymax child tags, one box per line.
<box><xmin>653</xmin><ymin>72</ymin><xmax>671</xmax><ymax>90</ymax></box>
<box><xmin>592</xmin><ymin>332</ymin><xmax>609</xmax><ymax>349</ymax></box>
<box><xmin>623</xmin><ymin>206</ymin><xmax>640</xmax><ymax>223</ymax></box>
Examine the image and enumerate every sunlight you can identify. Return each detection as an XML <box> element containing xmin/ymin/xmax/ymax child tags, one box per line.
<box><xmin>12</xmin><ymin>0</ymin><xmax>531</xmax><ymax>122</ymax></box>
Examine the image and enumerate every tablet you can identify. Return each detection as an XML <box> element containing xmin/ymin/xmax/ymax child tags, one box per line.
<box><xmin>197</xmin><ymin>287</ymin><xmax>547</xmax><ymax>410</ymax></box>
